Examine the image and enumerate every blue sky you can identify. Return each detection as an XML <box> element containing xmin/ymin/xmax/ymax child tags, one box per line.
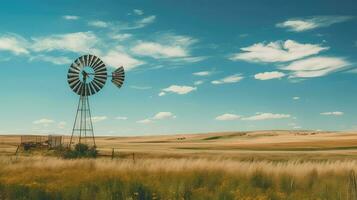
<box><xmin>0</xmin><ymin>0</ymin><xmax>357</xmax><ymax>135</ymax></box>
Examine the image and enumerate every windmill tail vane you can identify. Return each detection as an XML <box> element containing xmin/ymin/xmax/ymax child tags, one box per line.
<box><xmin>67</xmin><ymin>54</ymin><xmax>125</xmax><ymax>148</ymax></box>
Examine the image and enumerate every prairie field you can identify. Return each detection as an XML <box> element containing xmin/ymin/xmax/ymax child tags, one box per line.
<box><xmin>1</xmin><ymin>130</ymin><xmax>357</xmax><ymax>199</ymax></box>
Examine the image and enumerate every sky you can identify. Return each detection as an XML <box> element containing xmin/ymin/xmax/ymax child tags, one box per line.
<box><xmin>0</xmin><ymin>0</ymin><xmax>357</xmax><ymax>136</ymax></box>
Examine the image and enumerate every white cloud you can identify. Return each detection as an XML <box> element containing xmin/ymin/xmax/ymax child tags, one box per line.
<box><xmin>102</xmin><ymin>49</ymin><xmax>144</xmax><ymax>70</ymax></box>
<box><xmin>230</xmin><ymin>40</ymin><xmax>328</xmax><ymax>63</ymax></box>
<box><xmin>293</xmin><ymin>96</ymin><xmax>300</xmax><ymax>100</ymax></box>
<box><xmin>91</xmin><ymin>116</ymin><xmax>107</xmax><ymax>123</ymax></box>
<box><xmin>116</xmin><ymin>116</ymin><xmax>128</xmax><ymax>120</ymax></box>
<box><xmin>161</xmin><ymin>85</ymin><xmax>197</xmax><ymax>95</ymax></box>
<box><xmin>0</xmin><ymin>34</ymin><xmax>29</xmax><ymax>55</ymax></box>
<box><xmin>121</xmin><ymin>15</ymin><xmax>156</xmax><ymax>30</ymax></box>
<box><xmin>152</xmin><ymin>112</ymin><xmax>176</xmax><ymax>120</ymax></box>
<box><xmin>63</xmin><ymin>15</ymin><xmax>79</xmax><ymax>20</ymax></box>
<box><xmin>254</xmin><ymin>71</ymin><xmax>285</xmax><ymax>80</ymax></box>
<box><xmin>137</xmin><ymin>119</ymin><xmax>152</xmax><ymax>124</ymax></box>
<box><xmin>194</xmin><ymin>80</ymin><xmax>204</xmax><ymax>85</ymax></box>
<box><xmin>30</xmin><ymin>55</ymin><xmax>71</xmax><ymax>65</ymax></box>
<box><xmin>277</xmin><ymin>16</ymin><xmax>353</xmax><ymax>32</ymax></box>
<box><xmin>242</xmin><ymin>113</ymin><xmax>291</xmax><ymax>121</ymax></box>
<box><xmin>320</xmin><ymin>111</ymin><xmax>344</xmax><ymax>116</ymax></box>
<box><xmin>132</xmin><ymin>42</ymin><xmax>187</xmax><ymax>58</ymax></box>
<box><xmin>281</xmin><ymin>56</ymin><xmax>350</xmax><ymax>78</ymax></box>
<box><xmin>211</xmin><ymin>74</ymin><xmax>243</xmax><ymax>84</ymax></box>
<box><xmin>133</xmin><ymin>9</ymin><xmax>144</xmax><ymax>15</ymax></box>
<box><xmin>174</xmin><ymin>56</ymin><xmax>206</xmax><ymax>63</ymax></box>
<box><xmin>33</xmin><ymin>118</ymin><xmax>55</xmax><ymax>125</ymax></box>
<box><xmin>138</xmin><ymin>111</ymin><xmax>176</xmax><ymax>124</ymax></box>
<box><xmin>193</xmin><ymin>71</ymin><xmax>212</xmax><ymax>76</ymax></box>
<box><xmin>215</xmin><ymin>113</ymin><xmax>240</xmax><ymax>121</ymax></box>
<box><xmin>138</xmin><ymin>15</ymin><xmax>156</xmax><ymax>25</ymax></box>
<box><xmin>32</xmin><ymin>32</ymin><xmax>98</xmax><ymax>53</ymax></box>
<box><xmin>88</xmin><ymin>20</ymin><xmax>109</xmax><ymax>28</ymax></box>
<box><xmin>110</xmin><ymin>33</ymin><xmax>132</xmax><ymax>41</ymax></box>
<box><xmin>158</xmin><ymin>92</ymin><xmax>166</xmax><ymax>96</ymax></box>
<box><xmin>131</xmin><ymin>34</ymin><xmax>198</xmax><ymax>61</ymax></box>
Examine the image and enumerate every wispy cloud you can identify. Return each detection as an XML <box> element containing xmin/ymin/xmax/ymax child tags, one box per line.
<box><xmin>193</xmin><ymin>71</ymin><xmax>212</xmax><ymax>76</ymax></box>
<box><xmin>58</xmin><ymin>121</ymin><xmax>67</xmax><ymax>129</ymax></box>
<box><xmin>87</xmin><ymin>14</ymin><xmax>155</xmax><ymax>31</ymax></box>
<box><xmin>33</xmin><ymin>118</ymin><xmax>55</xmax><ymax>125</ymax></box>
<box><xmin>118</xmin><ymin>15</ymin><xmax>157</xmax><ymax>30</ymax></box>
<box><xmin>133</xmin><ymin>9</ymin><xmax>144</xmax><ymax>15</ymax></box>
<box><xmin>160</xmin><ymin>85</ymin><xmax>197</xmax><ymax>96</ymax></box>
<box><xmin>242</xmin><ymin>113</ymin><xmax>290</xmax><ymax>121</ymax></box>
<box><xmin>230</xmin><ymin>40</ymin><xmax>327</xmax><ymax>63</ymax></box>
<box><xmin>110</xmin><ymin>33</ymin><xmax>132</xmax><ymax>41</ymax></box>
<box><xmin>194</xmin><ymin>80</ymin><xmax>204</xmax><ymax>85</ymax></box>
<box><xmin>30</xmin><ymin>55</ymin><xmax>71</xmax><ymax>65</ymax></box>
<box><xmin>0</xmin><ymin>34</ymin><xmax>29</xmax><ymax>55</ymax></box>
<box><xmin>132</xmin><ymin>42</ymin><xmax>187</xmax><ymax>58</ymax></box>
<box><xmin>5</xmin><ymin>30</ymin><xmax>143</xmax><ymax>69</ymax></box>
<box><xmin>131</xmin><ymin>33</ymin><xmax>203</xmax><ymax>63</ymax></box>
<box><xmin>63</xmin><ymin>15</ymin><xmax>79</xmax><ymax>20</ymax></box>
<box><xmin>277</xmin><ymin>16</ymin><xmax>353</xmax><ymax>32</ymax></box>
<box><xmin>136</xmin><ymin>119</ymin><xmax>152</xmax><ymax>124</ymax></box>
<box><xmin>138</xmin><ymin>15</ymin><xmax>156</xmax><ymax>25</ymax></box>
<box><xmin>91</xmin><ymin>116</ymin><xmax>107</xmax><ymax>123</ymax></box>
<box><xmin>31</xmin><ymin>32</ymin><xmax>99</xmax><ymax>53</ymax></box>
<box><xmin>102</xmin><ymin>49</ymin><xmax>144</xmax><ymax>70</ymax></box>
<box><xmin>137</xmin><ymin>111</ymin><xmax>176</xmax><ymax>124</ymax></box>
<box><xmin>116</xmin><ymin>116</ymin><xmax>128</xmax><ymax>120</ymax></box>
<box><xmin>293</xmin><ymin>96</ymin><xmax>300</xmax><ymax>100</ymax></box>
<box><xmin>152</xmin><ymin>112</ymin><xmax>176</xmax><ymax>120</ymax></box>
<box><xmin>320</xmin><ymin>111</ymin><xmax>344</xmax><ymax>116</ymax></box>
<box><xmin>88</xmin><ymin>20</ymin><xmax>109</xmax><ymax>28</ymax></box>
<box><xmin>211</xmin><ymin>74</ymin><xmax>243</xmax><ymax>84</ymax></box>
<box><xmin>281</xmin><ymin>56</ymin><xmax>350</xmax><ymax>78</ymax></box>
<box><xmin>254</xmin><ymin>71</ymin><xmax>285</xmax><ymax>80</ymax></box>
<box><xmin>215</xmin><ymin>113</ymin><xmax>240</xmax><ymax>121</ymax></box>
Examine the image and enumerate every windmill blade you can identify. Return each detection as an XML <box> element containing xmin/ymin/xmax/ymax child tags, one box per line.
<box><xmin>88</xmin><ymin>54</ymin><xmax>96</xmax><ymax>67</ymax></box>
<box><xmin>111</xmin><ymin>66</ymin><xmax>125</xmax><ymax>88</ymax></box>
<box><xmin>74</xmin><ymin>82</ymin><xmax>84</xmax><ymax>95</ymax></box>
<box><xmin>84</xmin><ymin>55</ymin><xmax>89</xmax><ymax>66</ymax></box>
<box><xmin>90</xmin><ymin>56</ymin><xmax>101</xmax><ymax>68</ymax></box>
<box><xmin>68</xmin><ymin>55</ymin><xmax>108</xmax><ymax>96</ymax></box>
<box><xmin>88</xmin><ymin>82</ymin><xmax>97</xmax><ymax>95</ymax></box>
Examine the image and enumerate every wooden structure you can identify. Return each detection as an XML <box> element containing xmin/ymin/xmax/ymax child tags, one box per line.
<box><xmin>20</xmin><ymin>135</ymin><xmax>63</xmax><ymax>150</ymax></box>
<box><xmin>48</xmin><ymin>135</ymin><xmax>63</xmax><ymax>148</ymax></box>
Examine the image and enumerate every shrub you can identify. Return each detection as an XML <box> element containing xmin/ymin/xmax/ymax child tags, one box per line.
<box><xmin>62</xmin><ymin>143</ymin><xmax>98</xmax><ymax>159</ymax></box>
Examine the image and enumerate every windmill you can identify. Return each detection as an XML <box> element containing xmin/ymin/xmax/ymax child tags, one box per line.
<box><xmin>67</xmin><ymin>54</ymin><xmax>125</xmax><ymax>147</ymax></box>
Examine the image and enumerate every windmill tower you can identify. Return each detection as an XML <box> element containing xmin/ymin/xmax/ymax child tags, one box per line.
<box><xmin>67</xmin><ymin>55</ymin><xmax>125</xmax><ymax>147</ymax></box>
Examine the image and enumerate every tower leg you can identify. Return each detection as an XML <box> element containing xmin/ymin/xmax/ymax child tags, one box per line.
<box><xmin>70</xmin><ymin>95</ymin><xmax>95</xmax><ymax>148</ymax></box>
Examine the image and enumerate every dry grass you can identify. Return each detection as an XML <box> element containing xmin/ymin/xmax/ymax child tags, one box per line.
<box><xmin>0</xmin><ymin>156</ymin><xmax>356</xmax><ymax>199</ymax></box>
<box><xmin>2</xmin><ymin>131</ymin><xmax>357</xmax><ymax>199</ymax></box>
<box><xmin>3</xmin><ymin>131</ymin><xmax>357</xmax><ymax>160</ymax></box>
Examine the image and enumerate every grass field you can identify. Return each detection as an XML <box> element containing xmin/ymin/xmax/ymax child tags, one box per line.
<box><xmin>1</xmin><ymin>130</ymin><xmax>357</xmax><ymax>199</ymax></box>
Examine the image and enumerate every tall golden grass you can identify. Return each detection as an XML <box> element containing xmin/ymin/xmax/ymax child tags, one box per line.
<box><xmin>0</xmin><ymin>156</ymin><xmax>356</xmax><ymax>199</ymax></box>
